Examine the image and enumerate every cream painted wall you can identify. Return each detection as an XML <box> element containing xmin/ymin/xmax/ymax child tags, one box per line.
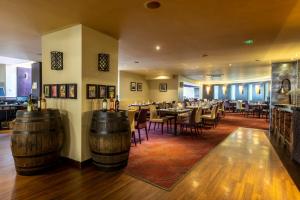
<box><xmin>81</xmin><ymin>25</ymin><xmax>118</xmax><ymax>161</ymax></box>
<box><xmin>148</xmin><ymin>77</ymin><xmax>179</xmax><ymax>102</ymax></box>
<box><xmin>119</xmin><ymin>71</ymin><xmax>149</xmax><ymax>109</ymax></box>
<box><xmin>42</xmin><ymin>25</ymin><xmax>83</xmax><ymax>161</ymax></box>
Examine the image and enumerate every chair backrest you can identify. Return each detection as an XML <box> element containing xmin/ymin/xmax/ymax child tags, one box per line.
<box><xmin>177</xmin><ymin>102</ymin><xmax>183</xmax><ymax>109</ymax></box>
<box><xmin>195</xmin><ymin>107</ymin><xmax>202</xmax><ymax>123</ymax></box>
<box><xmin>189</xmin><ymin>108</ymin><xmax>197</xmax><ymax>124</ymax></box>
<box><xmin>128</xmin><ymin>110</ymin><xmax>136</xmax><ymax>133</ymax></box>
<box><xmin>137</xmin><ymin>109</ymin><xmax>148</xmax><ymax>125</ymax></box>
<box><xmin>211</xmin><ymin>105</ymin><xmax>217</xmax><ymax>118</ymax></box>
<box><xmin>149</xmin><ymin>105</ymin><xmax>158</xmax><ymax>120</ymax></box>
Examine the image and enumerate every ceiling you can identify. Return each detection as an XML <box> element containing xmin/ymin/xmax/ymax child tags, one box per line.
<box><xmin>1</xmin><ymin>0</ymin><xmax>300</xmax><ymax>82</ymax></box>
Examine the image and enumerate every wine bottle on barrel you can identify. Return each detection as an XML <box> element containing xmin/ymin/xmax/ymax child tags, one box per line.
<box><xmin>109</xmin><ymin>97</ymin><xmax>115</xmax><ymax>111</ymax></box>
<box><xmin>27</xmin><ymin>94</ymin><xmax>33</xmax><ymax>112</ymax></box>
<box><xmin>102</xmin><ymin>98</ymin><xmax>108</xmax><ymax>111</ymax></box>
<box><xmin>115</xmin><ymin>95</ymin><xmax>120</xmax><ymax>112</ymax></box>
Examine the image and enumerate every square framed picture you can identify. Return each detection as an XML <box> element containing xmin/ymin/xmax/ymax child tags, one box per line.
<box><xmin>58</xmin><ymin>84</ymin><xmax>67</xmax><ymax>98</ymax></box>
<box><xmin>51</xmin><ymin>84</ymin><xmax>58</xmax><ymax>98</ymax></box>
<box><xmin>67</xmin><ymin>84</ymin><xmax>77</xmax><ymax>99</ymax></box>
<box><xmin>106</xmin><ymin>85</ymin><xmax>116</xmax><ymax>98</ymax></box>
<box><xmin>137</xmin><ymin>83</ymin><xmax>142</xmax><ymax>91</ymax></box>
<box><xmin>130</xmin><ymin>82</ymin><xmax>136</xmax><ymax>91</ymax></box>
<box><xmin>86</xmin><ymin>84</ymin><xmax>98</xmax><ymax>99</ymax></box>
<box><xmin>44</xmin><ymin>85</ymin><xmax>51</xmax><ymax>98</ymax></box>
<box><xmin>159</xmin><ymin>83</ymin><xmax>167</xmax><ymax>92</ymax></box>
<box><xmin>98</xmin><ymin>85</ymin><xmax>107</xmax><ymax>99</ymax></box>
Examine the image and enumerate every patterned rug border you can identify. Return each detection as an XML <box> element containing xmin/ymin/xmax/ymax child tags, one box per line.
<box><xmin>125</xmin><ymin>127</ymin><xmax>242</xmax><ymax>191</ymax></box>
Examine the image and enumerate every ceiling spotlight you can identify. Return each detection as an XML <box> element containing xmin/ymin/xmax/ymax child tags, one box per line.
<box><xmin>134</xmin><ymin>61</ymin><xmax>140</xmax><ymax>64</ymax></box>
<box><xmin>202</xmin><ymin>54</ymin><xmax>208</xmax><ymax>57</ymax></box>
<box><xmin>155</xmin><ymin>45</ymin><xmax>161</xmax><ymax>51</ymax></box>
<box><xmin>255</xmin><ymin>59</ymin><xmax>260</xmax><ymax>62</ymax></box>
<box><xmin>229</xmin><ymin>64</ymin><xmax>232</xmax><ymax>67</ymax></box>
<box><xmin>144</xmin><ymin>1</ymin><xmax>161</xmax><ymax>9</ymax></box>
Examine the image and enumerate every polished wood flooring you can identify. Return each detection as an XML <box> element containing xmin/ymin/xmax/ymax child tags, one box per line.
<box><xmin>0</xmin><ymin>128</ymin><xmax>299</xmax><ymax>200</ymax></box>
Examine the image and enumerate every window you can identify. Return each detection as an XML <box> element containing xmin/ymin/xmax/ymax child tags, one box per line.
<box><xmin>231</xmin><ymin>85</ymin><xmax>236</xmax><ymax>100</ymax></box>
<box><xmin>248</xmin><ymin>84</ymin><xmax>253</xmax><ymax>101</ymax></box>
<box><xmin>214</xmin><ymin>85</ymin><xmax>219</xmax><ymax>99</ymax></box>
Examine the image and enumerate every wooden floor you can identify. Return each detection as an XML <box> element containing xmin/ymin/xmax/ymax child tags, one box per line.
<box><xmin>0</xmin><ymin>128</ymin><xmax>299</xmax><ymax>200</ymax></box>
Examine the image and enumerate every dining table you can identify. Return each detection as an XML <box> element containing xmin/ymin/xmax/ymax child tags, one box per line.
<box><xmin>129</xmin><ymin>103</ymin><xmax>152</xmax><ymax>110</ymax></box>
<box><xmin>248</xmin><ymin>103</ymin><xmax>268</xmax><ymax>118</ymax></box>
<box><xmin>158</xmin><ymin>108</ymin><xmax>191</xmax><ymax>135</ymax></box>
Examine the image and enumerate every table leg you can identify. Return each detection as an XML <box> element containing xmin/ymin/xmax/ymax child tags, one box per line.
<box><xmin>174</xmin><ymin>114</ymin><xmax>178</xmax><ymax>136</ymax></box>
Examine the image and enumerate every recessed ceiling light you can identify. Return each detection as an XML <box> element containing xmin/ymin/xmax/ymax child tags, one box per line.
<box><xmin>202</xmin><ymin>54</ymin><xmax>208</xmax><ymax>57</ymax></box>
<box><xmin>134</xmin><ymin>61</ymin><xmax>140</xmax><ymax>64</ymax></box>
<box><xmin>144</xmin><ymin>1</ymin><xmax>161</xmax><ymax>9</ymax></box>
<box><xmin>155</xmin><ymin>45</ymin><xmax>161</xmax><ymax>51</ymax></box>
<box><xmin>229</xmin><ymin>64</ymin><xmax>232</xmax><ymax>67</ymax></box>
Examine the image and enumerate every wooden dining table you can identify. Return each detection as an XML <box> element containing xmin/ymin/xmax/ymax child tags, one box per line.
<box><xmin>158</xmin><ymin>108</ymin><xmax>191</xmax><ymax>135</ymax></box>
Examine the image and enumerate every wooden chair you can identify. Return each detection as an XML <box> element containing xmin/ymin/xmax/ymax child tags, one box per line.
<box><xmin>135</xmin><ymin>109</ymin><xmax>149</xmax><ymax>144</ymax></box>
<box><xmin>148</xmin><ymin>105</ymin><xmax>168</xmax><ymax>135</ymax></box>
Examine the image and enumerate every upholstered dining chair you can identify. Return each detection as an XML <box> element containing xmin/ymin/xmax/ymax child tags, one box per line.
<box><xmin>128</xmin><ymin>109</ymin><xmax>137</xmax><ymax>146</ymax></box>
<box><xmin>148</xmin><ymin>105</ymin><xmax>168</xmax><ymax>135</ymax></box>
<box><xmin>236</xmin><ymin>101</ymin><xmax>244</xmax><ymax>113</ymax></box>
<box><xmin>135</xmin><ymin>109</ymin><xmax>149</xmax><ymax>144</ymax></box>
<box><xmin>195</xmin><ymin>107</ymin><xmax>203</xmax><ymax>134</ymax></box>
<box><xmin>201</xmin><ymin>105</ymin><xmax>218</xmax><ymax>128</ymax></box>
<box><xmin>179</xmin><ymin>108</ymin><xmax>199</xmax><ymax>135</ymax></box>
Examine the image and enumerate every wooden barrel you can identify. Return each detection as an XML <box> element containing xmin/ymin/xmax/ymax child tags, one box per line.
<box><xmin>47</xmin><ymin>109</ymin><xmax>64</xmax><ymax>150</ymax></box>
<box><xmin>11</xmin><ymin>110</ymin><xmax>62</xmax><ymax>175</ymax></box>
<box><xmin>89</xmin><ymin>110</ymin><xmax>130</xmax><ymax>171</ymax></box>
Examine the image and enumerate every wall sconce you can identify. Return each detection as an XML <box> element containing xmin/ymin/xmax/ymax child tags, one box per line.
<box><xmin>255</xmin><ymin>85</ymin><xmax>261</xmax><ymax>94</ymax></box>
<box><xmin>24</xmin><ymin>72</ymin><xmax>28</xmax><ymax>79</ymax></box>
<box><xmin>98</xmin><ymin>53</ymin><xmax>110</xmax><ymax>71</ymax></box>
<box><xmin>277</xmin><ymin>78</ymin><xmax>291</xmax><ymax>94</ymax></box>
<box><xmin>206</xmin><ymin>85</ymin><xmax>211</xmax><ymax>94</ymax></box>
<box><xmin>239</xmin><ymin>85</ymin><xmax>244</xmax><ymax>95</ymax></box>
<box><xmin>51</xmin><ymin>51</ymin><xmax>63</xmax><ymax>70</ymax></box>
<box><xmin>222</xmin><ymin>85</ymin><xmax>227</xmax><ymax>94</ymax></box>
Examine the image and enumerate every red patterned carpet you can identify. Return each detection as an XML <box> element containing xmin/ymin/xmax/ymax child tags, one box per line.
<box><xmin>125</xmin><ymin>112</ymin><xmax>269</xmax><ymax>190</ymax></box>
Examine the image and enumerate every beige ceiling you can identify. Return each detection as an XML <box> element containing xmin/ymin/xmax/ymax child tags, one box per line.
<box><xmin>1</xmin><ymin>0</ymin><xmax>300</xmax><ymax>82</ymax></box>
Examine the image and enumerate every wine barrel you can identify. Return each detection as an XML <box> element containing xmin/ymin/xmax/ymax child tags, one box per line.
<box><xmin>47</xmin><ymin>109</ymin><xmax>64</xmax><ymax>150</ymax></box>
<box><xmin>11</xmin><ymin>110</ymin><xmax>62</xmax><ymax>175</ymax></box>
<box><xmin>89</xmin><ymin>111</ymin><xmax>131</xmax><ymax>171</ymax></box>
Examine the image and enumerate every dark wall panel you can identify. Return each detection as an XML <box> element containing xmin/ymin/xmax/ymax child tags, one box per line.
<box><xmin>31</xmin><ymin>62</ymin><xmax>42</xmax><ymax>98</ymax></box>
<box><xmin>17</xmin><ymin>67</ymin><xmax>32</xmax><ymax>97</ymax></box>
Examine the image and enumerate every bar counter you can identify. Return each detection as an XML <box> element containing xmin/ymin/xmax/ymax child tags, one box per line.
<box><xmin>271</xmin><ymin>104</ymin><xmax>300</xmax><ymax>163</ymax></box>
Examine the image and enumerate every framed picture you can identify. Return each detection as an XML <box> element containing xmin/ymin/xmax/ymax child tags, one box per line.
<box><xmin>98</xmin><ymin>85</ymin><xmax>107</xmax><ymax>99</ymax></box>
<box><xmin>58</xmin><ymin>84</ymin><xmax>67</xmax><ymax>98</ymax></box>
<box><xmin>130</xmin><ymin>82</ymin><xmax>136</xmax><ymax>91</ymax></box>
<box><xmin>51</xmin><ymin>84</ymin><xmax>58</xmax><ymax>98</ymax></box>
<box><xmin>86</xmin><ymin>84</ymin><xmax>98</xmax><ymax>99</ymax></box>
<box><xmin>159</xmin><ymin>83</ymin><xmax>167</xmax><ymax>92</ymax></box>
<box><xmin>137</xmin><ymin>83</ymin><xmax>142</xmax><ymax>91</ymax></box>
<box><xmin>44</xmin><ymin>85</ymin><xmax>51</xmax><ymax>98</ymax></box>
<box><xmin>107</xmin><ymin>85</ymin><xmax>116</xmax><ymax>98</ymax></box>
<box><xmin>67</xmin><ymin>84</ymin><xmax>77</xmax><ymax>99</ymax></box>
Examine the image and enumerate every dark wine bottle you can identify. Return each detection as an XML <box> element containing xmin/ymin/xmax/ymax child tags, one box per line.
<box><xmin>115</xmin><ymin>95</ymin><xmax>120</xmax><ymax>112</ymax></box>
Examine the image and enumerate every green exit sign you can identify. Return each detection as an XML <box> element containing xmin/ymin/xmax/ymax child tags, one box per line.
<box><xmin>244</xmin><ymin>39</ymin><xmax>254</xmax><ymax>45</ymax></box>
